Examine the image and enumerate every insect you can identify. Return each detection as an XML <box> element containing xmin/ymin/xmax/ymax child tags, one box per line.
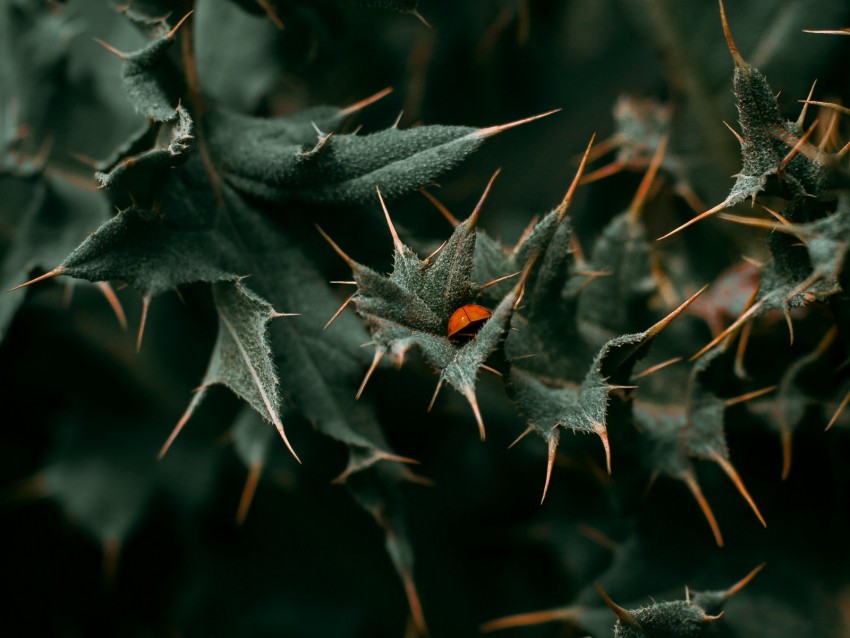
<box><xmin>447</xmin><ymin>304</ymin><xmax>492</xmax><ymax>342</ymax></box>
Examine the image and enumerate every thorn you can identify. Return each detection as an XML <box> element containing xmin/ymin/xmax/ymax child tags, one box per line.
<box><xmin>270</xmin><ymin>311</ymin><xmax>300</xmax><ymax>318</ymax></box>
<box><xmin>838</xmin><ymin>138</ymin><xmax>850</xmax><ymax>160</ymax></box>
<box><xmin>570</xmin><ymin>232</ymin><xmax>586</xmax><ymax>267</ymax></box>
<box><xmin>474</xmin><ymin>108</ymin><xmax>561</xmax><ymax>139</ymax></box>
<box><xmin>691</xmin><ymin>296</ymin><xmax>766</xmax><ymax>362</ymax></box>
<box><xmin>158</xmin><ymin>387</ymin><xmax>206</xmax><ymax>459</ymax></box>
<box><xmin>410</xmin><ymin>8</ymin><xmax>431</xmax><ymax>28</ymax></box>
<box><xmin>596</xmin><ymin>583</ymin><xmax>641</xmax><ymax>627</ymax></box>
<box><xmin>826</xmin><ymin>388</ymin><xmax>850</xmax><ymax>431</ymax></box>
<box><xmin>427</xmin><ymin>378</ymin><xmax>443</xmax><ymax>412</ymax></box>
<box><xmin>356</xmin><ymin>349</ymin><xmax>384</xmax><ymax>400</ymax></box>
<box><xmin>646</xmin><ymin>285</ymin><xmax>709</xmax><ymax>340</ymax></box>
<box><xmin>578</xmin><ymin>160</ymin><xmax>626</xmax><ymax>185</ymax></box>
<box><xmin>780</xmin><ymin>425</ymin><xmax>793</xmax><ymax>480</ymax></box>
<box><xmin>742</xmin><ymin>255</ymin><xmax>763</xmax><ymax>268</ymax></box>
<box><xmin>9</xmin><ymin>266</ymin><xmax>65</xmax><ymax>291</ymax></box>
<box><xmin>95</xmin><ymin>282</ymin><xmax>127</xmax><ymax>330</ymax></box>
<box><xmin>723</xmin><ymin>121</ymin><xmax>744</xmax><ymax>145</ymax></box>
<box><xmin>102</xmin><ymin>538</ymin><xmax>121</xmax><ymax>585</ymax></box>
<box><xmin>711</xmin><ymin>451</ymin><xmax>766</xmax><ymax>527</ymax></box>
<box><xmin>479</xmin><ymin>271</ymin><xmax>521</xmax><ymax>291</ymax></box>
<box><xmin>235</xmin><ymin>461</ymin><xmax>263</xmax><ymax>526</ymax></box>
<box><xmin>802</xmin><ymin>28</ymin><xmax>850</xmax><ymax>35</ymax></box>
<box><xmin>376</xmin><ymin>187</ymin><xmax>405</xmax><ymax>253</ymax></box>
<box><xmin>718</xmin><ymin>0</ymin><xmax>746</xmax><ymax>67</ymax></box>
<box><xmin>779</xmin><ymin>119</ymin><xmax>819</xmax><ymax>172</ymax></box>
<box><xmin>420</xmin><ymin>188</ymin><xmax>460</xmax><ymax>227</ymax></box>
<box><xmin>325</xmin><ymin>292</ymin><xmax>356</xmax><ymax>330</ymax></box>
<box><xmin>469</xmin><ymin>168</ymin><xmax>502</xmax><ymax>226</ymax></box>
<box><xmin>683</xmin><ymin>470</ymin><xmax>724</xmax><ymax>546</ymax></box>
<box><xmin>734</xmin><ymin>319</ymin><xmax>753</xmax><ymax>378</ymax></box>
<box><xmin>339</xmin><ymin>87</ymin><xmax>394</xmax><ymax>116</ymax></box>
<box><xmin>797</xmin><ymin>81</ymin><xmax>818</xmax><ymax>129</ymax></box>
<box><xmin>93</xmin><ymin>38</ymin><xmax>126</xmax><ymax>59</ymax></box>
<box><xmin>514</xmin><ymin>214</ymin><xmax>540</xmax><ymax>255</ymax></box>
<box><xmin>136</xmin><ymin>294</ymin><xmax>151</xmax><ymax>353</ymax></box>
<box><xmin>557</xmin><ymin>133</ymin><xmax>596</xmax><ymax>220</ymax></box>
<box><xmin>255</xmin><ymin>0</ymin><xmax>284</xmax><ymax>28</ymax></box>
<box><xmin>760</xmin><ymin>204</ymin><xmax>792</xmax><ymax>225</ymax></box>
<box><xmin>167</xmin><ymin>10</ymin><xmax>194</xmax><ymax>39</ymax></box>
<box><xmin>480</xmin><ymin>364</ymin><xmax>503</xmax><ymax>377</ymax></box>
<box><xmin>316</xmin><ymin>225</ymin><xmax>360</xmax><ymax>270</ymax></box>
<box><xmin>462</xmin><ymin>386</ymin><xmax>486</xmax><ymax>440</ymax></box>
<box><xmin>725</xmin><ymin>385</ymin><xmax>777</xmax><ymax>406</ymax></box>
<box><xmin>818</xmin><ymin>111</ymin><xmax>840</xmax><ymax>151</ymax></box>
<box><xmin>724</xmin><ymin>563</ymin><xmax>766</xmax><ymax>599</ymax></box>
<box><xmin>718</xmin><ymin>212</ymin><xmax>795</xmax><ymax>234</ymax></box>
<box><xmin>798</xmin><ymin>100</ymin><xmax>850</xmax><ymax>117</ymax></box>
<box><xmin>782</xmin><ymin>304</ymin><xmax>794</xmax><ymax>346</ymax></box>
<box><xmin>330</xmin><ymin>280</ymin><xmax>357</xmax><ymax>285</ymax></box>
<box><xmin>401</xmin><ymin>566</ymin><xmax>428</xmax><ymax>636</ymax></box>
<box><xmin>657</xmin><ymin>199</ymin><xmax>730</xmax><ymax>241</ymax></box>
<box><xmin>628</xmin><ymin>135</ymin><xmax>668</xmax><ymax>222</ymax></box>
<box><xmin>508</xmin><ymin>426</ymin><xmax>533</xmax><ymax>449</ymax></box>
<box><xmin>421</xmin><ymin>240</ymin><xmax>447</xmax><ymax>267</ymax></box>
<box><xmin>577</xmin><ymin>524</ymin><xmax>619</xmax><ymax>552</ymax></box>
<box><xmin>480</xmin><ymin>607</ymin><xmax>579</xmax><ymax>633</ymax></box>
<box><xmin>593</xmin><ymin>421</ymin><xmax>611</xmax><ymax>475</ymax></box>
<box><xmin>541</xmin><ymin>432</ymin><xmax>558</xmax><ymax>504</ymax></box>
<box><xmin>391</xmin><ymin>110</ymin><xmax>404</xmax><ymax>129</ymax></box>
<box><xmin>703</xmin><ymin>611</ymin><xmax>725</xmax><ymax>622</ymax></box>
<box><xmin>634</xmin><ymin>357</ymin><xmax>682</xmax><ymax>379</ymax></box>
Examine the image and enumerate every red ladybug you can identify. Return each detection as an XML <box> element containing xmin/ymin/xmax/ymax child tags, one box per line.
<box><xmin>447</xmin><ymin>304</ymin><xmax>492</xmax><ymax>342</ymax></box>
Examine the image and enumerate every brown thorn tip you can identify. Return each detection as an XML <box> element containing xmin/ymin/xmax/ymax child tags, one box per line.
<box><xmin>356</xmin><ymin>349</ymin><xmax>384</xmax><ymax>400</ymax></box>
<box><xmin>780</xmin><ymin>425</ymin><xmax>793</xmax><ymax>480</ymax></box>
<box><xmin>712</xmin><ymin>452</ymin><xmax>766</xmax><ymax>527</ymax></box>
<box><xmin>463</xmin><ymin>387</ymin><xmax>486</xmax><ymax>441</ymax></box>
<box><xmin>594</xmin><ymin>422</ymin><xmax>612</xmax><ymax>475</ymax></box>
<box><xmin>541</xmin><ymin>434</ymin><xmax>558</xmax><ymax>504</ymax></box>
<box><xmin>508</xmin><ymin>426</ymin><xmax>533</xmax><ymax>449</ymax></box>
<box><xmin>826</xmin><ymin>388</ymin><xmax>850</xmax><ymax>431</ymax></box>
<box><xmin>803</xmin><ymin>28</ymin><xmax>850</xmax><ymax>35</ymax></box>
<box><xmin>718</xmin><ymin>0</ymin><xmax>745</xmax><ymax>67</ymax></box>
<box><xmin>799</xmin><ymin>100</ymin><xmax>850</xmax><ymax>117</ymax></box>
<box><xmin>93</xmin><ymin>38</ymin><xmax>126</xmax><ymax>59</ymax></box>
<box><xmin>427</xmin><ymin>378</ymin><xmax>443</xmax><ymax>412</ymax></box>
<box><xmin>168</xmin><ymin>10</ymin><xmax>194</xmax><ymax>39</ymax></box>
<box><xmin>556</xmin><ymin>132</ymin><xmax>596</xmax><ymax>219</ymax></box>
<box><xmin>95</xmin><ymin>282</ymin><xmax>128</xmax><ymax>330</ymax></box>
<box><xmin>797</xmin><ymin>81</ymin><xmax>818</xmax><ymax>128</ymax></box>
<box><xmin>684</xmin><ymin>471</ymin><xmax>724</xmax><ymax>546</ymax></box>
<box><xmin>479</xmin><ymin>271</ymin><xmax>521</xmax><ymax>291</ymax></box>
<box><xmin>726</xmin><ymin>563</ymin><xmax>766</xmax><ymax>599</ymax></box>
<box><xmin>158</xmin><ymin>389</ymin><xmax>206</xmax><ymax>460</ymax></box>
<box><xmin>136</xmin><ymin>295</ymin><xmax>151</xmax><ymax>353</ymax></box>
<box><xmin>376</xmin><ymin>187</ymin><xmax>404</xmax><ymax>253</ymax></box>
<box><xmin>596</xmin><ymin>583</ymin><xmax>640</xmax><ymax>627</ymax></box>
<box><xmin>723</xmin><ymin>121</ymin><xmax>745</xmax><ymax>145</ymax></box>
<box><xmin>647</xmin><ymin>284</ymin><xmax>708</xmax><ymax>338</ymax></box>
<box><xmin>10</xmin><ymin>267</ymin><xmax>65</xmax><ymax>291</ymax></box>
<box><xmin>725</xmin><ymin>385</ymin><xmax>777</xmax><ymax>406</ymax></box>
<box><xmin>629</xmin><ymin>135</ymin><xmax>668</xmax><ymax>221</ymax></box>
<box><xmin>469</xmin><ymin>168</ymin><xmax>502</xmax><ymax>224</ymax></box>
<box><xmin>340</xmin><ymin>87</ymin><xmax>393</xmax><ymax>116</ymax></box>
<box><xmin>316</xmin><ymin>225</ymin><xmax>358</xmax><ymax>269</ymax></box>
<box><xmin>480</xmin><ymin>608</ymin><xmax>577</xmax><ymax>633</ymax></box>
<box><xmin>691</xmin><ymin>296</ymin><xmax>766</xmax><ymax>362</ymax></box>
<box><xmin>657</xmin><ymin>200</ymin><xmax>730</xmax><ymax>241</ymax></box>
<box><xmin>235</xmin><ymin>461</ymin><xmax>263</xmax><ymax>526</ymax></box>
<box><xmin>411</xmin><ymin>8</ymin><xmax>431</xmax><ymax>28</ymax></box>
<box><xmin>420</xmin><ymin>188</ymin><xmax>460</xmax><ymax>228</ymax></box>
<box><xmin>475</xmin><ymin>108</ymin><xmax>561</xmax><ymax>139</ymax></box>
<box><xmin>324</xmin><ymin>293</ymin><xmax>356</xmax><ymax>331</ymax></box>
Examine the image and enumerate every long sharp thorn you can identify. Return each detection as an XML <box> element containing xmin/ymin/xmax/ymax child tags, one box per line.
<box><xmin>325</xmin><ymin>293</ymin><xmax>356</xmax><ymax>330</ymax></box>
<box><xmin>481</xmin><ymin>607</ymin><xmax>578</xmax><ymax>633</ymax></box>
<box><xmin>797</xmin><ymin>81</ymin><xmax>818</xmax><ymax>128</ymax></box>
<box><xmin>235</xmin><ymin>461</ymin><xmax>263</xmax><ymax>526</ymax></box>
<box><xmin>557</xmin><ymin>133</ymin><xmax>596</xmax><ymax>220</ymax></box>
<box><xmin>474</xmin><ymin>108</ymin><xmax>561</xmax><ymax>139</ymax></box>
<box><xmin>819</xmin><ymin>112</ymin><xmax>839</xmax><ymax>151</ymax></box>
<box><xmin>718</xmin><ymin>0</ymin><xmax>746</xmax><ymax>67</ymax></box>
<box><xmin>420</xmin><ymin>189</ymin><xmax>460</xmax><ymax>227</ymax></box>
<box><xmin>463</xmin><ymin>387</ymin><xmax>486</xmax><ymax>440</ymax></box>
<box><xmin>646</xmin><ymin>284</ymin><xmax>709</xmax><ymax>339</ymax></box>
<box><xmin>427</xmin><ymin>378</ymin><xmax>444</xmax><ymax>412</ymax></box>
<box><xmin>401</xmin><ymin>568</ymin><xmax>427</xmax><ymax>636</ymax></box>
<box><xmin>735</xmin><ymin>319</ymin><xmax>753</xmax><ymax>378</ymax></box>
<box><xmin>629</xmin><ymin>135</ymin><xmax>668</xmax><ymax>222</ymax></box>
<box><xmin>658</xmin><ymin>199</ymin><xmax>730</xmax><ymax>241</ymax></box>
<box><xmin>780</xmin><ymin>119</ymin><xmax>819</xmax><ymax>171</ymax></box>
<box><xmin>340</xmin><ymin>89</ymin><xmax>393</xmax><ymax>117</ymax></box>
<box><xmin>256</xmin><ymin>0</ymin><xmax>284</xmax><ymax>29</ymax></box>
<box><xmin>837</xmin><ymin>138</ymin><xmax>850</xmax><ymax>160</ymax></box>
<box><xmin>692</xmin><ymin>296</ymin><xmax>766</xmax><ymax>361</ymax></box>
<box><xmin>480</xmin><ymin>364</ymin><xmax>503</xmax><ymax>377</ymax></box>
<box><xmin>479</xmin><ymin>271</ymin><xmax>521</xmax><ymax>291</ymax></box>
<box><xmin>93</xmin><ymin>38</ymin><xmax>126</xmax><ymax>59</ymax></box>
<box><xmin>723</xmin><ymin>121</ymin><xmax>745</xmax><ymax>145</ymax></box>
<box><xmin>718</xmin><ymin>213</ymin><xmax>797</xmax><ymax>234</ymax></box>
<box><xmin>578</xmin><ymin>160</ymin><xmax>626</xmax><ymax>185</ymax></box>
<box><xmin>725</xmin><ymin>385</ymin><xmax>777</xmax><ymax>406</ymax></box>
<box><xmin>760</xmin><ymin>204</ymin><xmax>792</xmax><ymax>225</ymax></box>
<box><xmin>712</xmin><ymin>451</ymin><xmax>766</xmax><ymax>527</ymax></box>
<box><xmin>782</xmin><ymin>305</ymin><xmax>794</xmax><ymax>345</ymax></box>
<box><xmin>826</xmin><ymin>389</ymin><xmax>850</xmax><ymax>431</ymax></box>
<box><xmin>9</xmin><ymin>267</ymin><xmax>65</xmax><ymax>291</ymax></box>
<box><xmin>167</xmin><ymin>10</ymin><xmax>194</xmax><ymax>39</ymax></box>
<box><xmin>410</xmin><ymin>8</ymin><xmax>431</xmax><ymax>28</ymax></box>
<box><xmin>635</xmin><ymin>357</ymin><xmax>682</xmax><ymax>379</ymax></box>
<box><xmin>683</xmin><ymin>471</ymin><xmax>724</xmax><ymax>546</ymax></box>
<box><xmin>316</xmin><ymin>225</ymin><xmax>359</xmax><ymax>269</ymax></box>
<box><xmin>137</xmin><ymin>294</ymin><xmax>151</xmax><ymax>353</ymax></box>
<box><xmin>803</xmin><ymin>28</ymin><xmax>850</xmax><ymax>35</ymax></box>
<box><xmin>780</xmin><ymin>426</ymin><xmax>793</xmax><ymax>480</ymax></box>
<box><xmin>356</xmin><ymin>349</ymin><xmax>384</xmax><ymax>400</ymax></box>
<box><xmin>508</xmin><ymin>426</ymin><xmax>533</xmax><ymax>449</ymax></box>
<box><xmin>799</xmin><ymin>100</ymin><xmax>850</xmax><ymax>117</ymax></box>
<box><xmin>541</xmin><ymin>434</ymin><xmax>558</xmax><ymax>504</ymax></box>
<box><xmin>375</xmin><ymin>186</ymin><xmax>404</xmax><ymax>253</ymax></box>
<box><xmin>469</xmin><ymin>168</ymin><xmax>502</xmax><ymax>225</ymax></box>
<box><xmin>596</xmin><ymin>583</ymin><xmax>641</xmax><ymax>627</ymax></box>
<box><xmin>158</xmin><ymin>388</ymin><xmax>206</xmax><ymax>460</ymax></box>
<box><xmin>95</xmin><ymin>282</ymin><xmax>127</xmax><ymax>330</ymax></box>
<box><xmin>725</xmin><ymin>563</ymin><xmax>766</xmax><ymax>599</ymax></box>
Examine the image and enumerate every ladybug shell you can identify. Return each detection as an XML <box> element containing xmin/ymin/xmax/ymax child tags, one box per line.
<box><xmin>447</xmin><ymin>304</ymin><xmax>492</xmax><ymax>341</ymax></box>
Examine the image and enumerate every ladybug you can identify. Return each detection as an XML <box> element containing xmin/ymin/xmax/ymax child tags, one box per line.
<box><xmin>447</xmin><ymin>304</ymin><xmax>492</xmax><ymax>342</ymax></box>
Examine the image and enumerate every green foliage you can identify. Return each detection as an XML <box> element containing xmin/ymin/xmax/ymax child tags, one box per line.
<box><xmin>3</xmin><ymin>0</ymin><xmax>850</xmax><ymax>636</ymax></box>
